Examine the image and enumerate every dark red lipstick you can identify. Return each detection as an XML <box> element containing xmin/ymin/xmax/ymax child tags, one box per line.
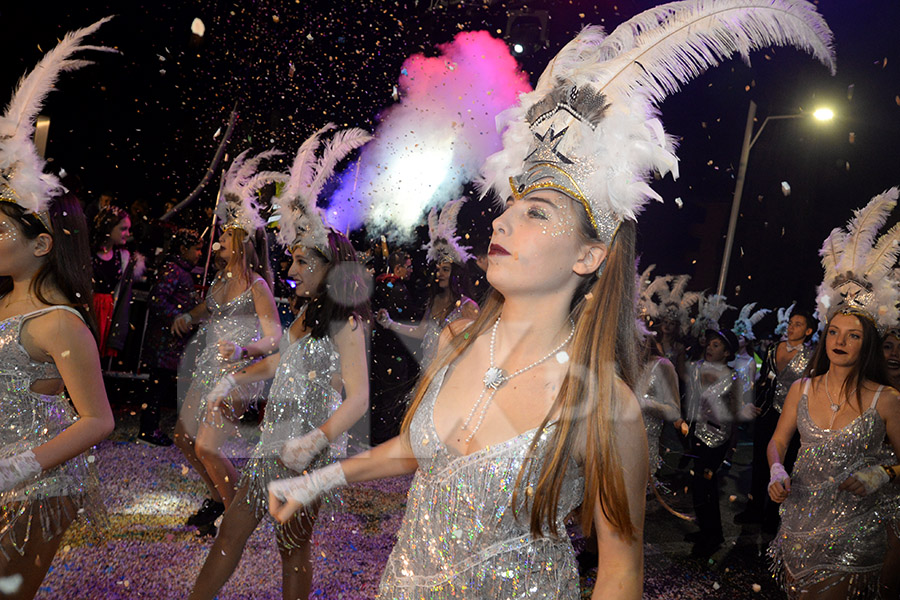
<box><xmin>488</xmin><ymin>243</ymin><xmax>510</xmax><ymax>256</ymax></box>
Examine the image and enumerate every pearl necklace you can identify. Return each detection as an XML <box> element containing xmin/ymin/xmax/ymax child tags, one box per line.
<box><xmin>824</xmin><ymin>371</ymin><xmax>847</xmax><ymax>429</ymax></box>
<box><xmin>459</xmin><ymin>317</ymin><xmax>575</xmax><ymax>443</ymax></box>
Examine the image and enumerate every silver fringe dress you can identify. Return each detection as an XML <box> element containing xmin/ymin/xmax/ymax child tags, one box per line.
<box><xmin>0</xmin><ymin>307</ymin><xmax>105</xmax><ymax>558</ymax></box>
<box><xmin>636</xmin><ymin>357</ymin><xmax>680</xmax><ymax>477</ymax></box>
<box><xmin>769</xmin><ymin>381</ymin><xmax>890</xmax><ymax>598</ymax></box>
<box><xmin>378</xmin><ymin>366</ymin><xmax>585</xmax><ymax>599</ymax></box>
<box><xmin>418</xmin><ymin>297</ymin><xmax>474</xmax><ymax>370</ymax></box>
<box><xmin>184</xmin><ymin>275</ymin><xmax>265</xmax><ymax>427</ymax></box>
<box><xmin>239</xmin><ymin>324</ymin><xmax>345</xmax><ymax>546</ymax></box>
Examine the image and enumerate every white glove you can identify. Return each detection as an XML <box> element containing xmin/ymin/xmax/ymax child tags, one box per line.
<box><xmin>375</xmin><ymin>309</ymin><xmax>393</xmax><ymax>329</ymax></box>
<box><xmin>268</xmin><ymin>463</ymin><xmax>346</xmax><ymax>523</ymax></box>
<box><xmin>208</xmin><ymin>374</ymin><xmax>237</xmax><ymax>409</ymax></box>
<box><xmin>0</xmin><ymin>450</ymin><xmax>42</xmax><ymax>493</ymax></box>
<box><xmin>769</xmin><ymin>462</ymin><xmax>789</xmax><ymax>486</ymax></box>
<box><xmin>280</xmin><ymin>428</ymin><xmax>329</xmax><ymax>473</ymax></box>
<box><xmin>848</xmin><ymin>465</ymin><xmax>891</xmax><ymax>495</ymax></box>
<box><xmin>217</xmin><ymin>340</ymin><xmax>246</xmax><ymax>363</ymax></box>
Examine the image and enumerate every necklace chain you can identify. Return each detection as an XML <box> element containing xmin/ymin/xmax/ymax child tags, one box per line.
<box><xmin>824</xmin><ymin>371</ymin><xmax>847</xmax><ymax>429</ymax></box>
<box><xmin>458</xmin><ymin>317</ymin><xmax>575</xmax><ymax>443</ymax></box>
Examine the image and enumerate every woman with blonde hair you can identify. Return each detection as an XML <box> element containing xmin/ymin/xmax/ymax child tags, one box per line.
<box><xmin>267</xmin><ymin>2</ymin><xmax>835</xmax><ymax>597</ymax></box>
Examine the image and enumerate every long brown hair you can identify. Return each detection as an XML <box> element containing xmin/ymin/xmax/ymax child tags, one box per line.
<box><xmin>401</xmin><ymin>216</ymin><xmax>640</xmax><ymax>541</ymax></box>
<box><xmin>227</xmin><ymin>226</ymin><xmax>274</xmax><ymax>290</ymax></box>
<box><xmin>806</xmin><ymin>311</ymin><xmax>890</xmax><ymax>412</ymax></box>
<box><xmin>0</xmin><ymin>194</ymin><xmax>97</xmax><ymax>336</ymax></box>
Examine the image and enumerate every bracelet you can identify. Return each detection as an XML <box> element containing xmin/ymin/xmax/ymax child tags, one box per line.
<box><xmin>182</xmin><ymin>313</ymin><xmax>193</xmax><ymax>325</ymax></box>
<box><xmin>238</xmin><ymin>346</ymin><xmax>248</xmax><ymax>360</ymax></box>
<box><xmin>884</xmin><ymin>465</ymin><xmax>897</xmax><ymax>482</ymax></box>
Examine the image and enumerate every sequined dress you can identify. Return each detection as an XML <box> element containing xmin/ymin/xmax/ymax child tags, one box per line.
<box><xmin>419</xmin><ymin>297</ymin><xmax>474</xmax><ymax>369</ymax></box>
<box><xmin>769</xmin><ymin>381</ymin><xmax>890</xmax><ymax>598</ymax></box>
<box><xmin>184</xmin><ymin>275</ymin><xmax>266</xmax><ymax>425</ymax></box>
<box><xmin>240</xmin><ymin>319</ymin><xmax>344</xmax><ymax>545</ymax></box>
<box><xmin>636</xmin><ymin>357</ymin><xmax>680</xmax><ymax>477</ymax></box>
<box><xmin>378</xmin><ymin>366</ymin><xmax>585</xmax><ymax>599</ymax></box>
<box><xmin>0</xmin><ymin>307</ymin><xmax>104</xmax><ymax>557</ymax></box>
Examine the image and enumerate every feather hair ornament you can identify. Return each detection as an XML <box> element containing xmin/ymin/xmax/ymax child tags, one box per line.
<box><xmin>423</xmin><ymin>196</ymin><xmax>473</xmax><ymax>265</ymax></box>
<box><xmin>480</xmin><ymin>0</ymin><xmax>834</xmax><ymax>247</ymax></box>
<box><xmin>217</xmin><ymin>148</ymin><xmax>286</xmax><ymax>235</ymax></box>
<box><xmin>641</xmin><ymin>271</ymin><xmax>701</xmax><ymax>335</ymax></box>
<box><xmin>773</xmin><ymin>302</ymin><xmax>796</xmax><ymax>337</ymax></box>
<box><xmin>815</xmin><ymin>187</ymin><xmax>900</xmax><ymax>334</ymax></box>
<box><xmin>273</xmin><ymin>124</ymin><xmax>372</xmax><ymax>255</ymax></box>
<box><xmin>692</xmin><ymin>293</ymin><xmax>735</xmax><ymax>337</ymax></box>
<box><xmin>732</xmin><ymin>302</ymin><xmax>771</xmax><ymax>341</ymax></box>
<box><xmin>0</xmin><ymin>16</ymin><xmax>115</xmax><ymax>230</ymax></box>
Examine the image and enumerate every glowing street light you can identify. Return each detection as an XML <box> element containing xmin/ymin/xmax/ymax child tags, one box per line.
<box><xmin>716</xmin><ymin>100</ymin><xmax>835</xmax><ymax>295</ymax></box>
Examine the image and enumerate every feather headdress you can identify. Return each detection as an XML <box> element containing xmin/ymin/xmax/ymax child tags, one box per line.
<box><xmin>217</xmin><ymin>148</ymin><xmax>286</xmax><ymax>235</ymax></box>
<box><xmin>273</xmin><ymin>124</ymin><xmax>372</xmax><ymax>255</ymax></box>
<box><xmin>732</xmin><ymin>302</ymin><xmax>771</xmax><ymax>340</ymax></box>
<box><xmin>692</xmin><ymin>294</ymin><xmax>734</xmax><ymax>337</ymax></box>
<box><xmin>815</xmin><ymin>187</ymin><xmax>900</xmax><ymax>333</ymax></box>
<box><xmin>423</xmin><ymin>196</ymin><xmax>472</xmax><ymax>265</ymax></box>
<box><xmin>640</xmin><ymin>270</ymin><xmax>701</xmax><ymax>335</ymax></box>
<box><xmin>773</xmin><ymin>302</ymin><xmax>796</xmax><ymax>337</ymax></box>
<box><xmin>480</xmin><ymin>0</ymin><xmax>834</xmax><ymax>245</ymax></box>
<box><xmin>0</xmin><ymin>17</ymin><xmax>115</xmax><ymax>230</ymax></box>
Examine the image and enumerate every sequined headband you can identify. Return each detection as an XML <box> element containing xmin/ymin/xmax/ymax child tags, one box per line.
<box><xmin>0</xmin><ymin>193</ymin><xmax>52</xmax><ymax>232</ymax></box>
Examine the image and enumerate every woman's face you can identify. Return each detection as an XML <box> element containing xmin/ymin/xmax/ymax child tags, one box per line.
<box><xmin>0</xmin><ymin>212</ymin><xmax>35</xmax><ymax>276</ymax></box>
<box><xmin>287</xmin><ymin>246</ymin><xmax>328</xmax><ymax>298</ymax></box>
<box><xmin>110</xmin><ymin>216</ymin><xmax>131</xmax><ymax>247</ymax></box>
<box><xmin>786</xmin><ymin>315</ymin><xmax>811</xmax><ymax>343</ymax></box>
<box><xmin>705</xmin><ymin>337</ymin><xmax>728</xmax><ymax>363</ymax></box>
<box><xmin>825</xmin><ymin>312</ymin><xmax>864</xmax><ymax>368</ymax></box>
<box><xmin>435</xmin><ymin>262</ymin><xmax>452</xmax><ymax>289</ymax></box>
<box><xmin>882</xmin><ymin>333</ymin><xmax>900</xmax><ymax>377</ymax></box>
<box><xmin>216</xmin><ymin>229</ymin><xmax>235</xmax><ymax>262</ymax></box>
<box><xmin>660</xmin><ymin>319</ymin><xmax>677</xmax><ymax>336</ymax></box>
<box><xmin>487</xmin><ymin>189</ymin><xmax>603</xmax><ymax>298</ymax></box>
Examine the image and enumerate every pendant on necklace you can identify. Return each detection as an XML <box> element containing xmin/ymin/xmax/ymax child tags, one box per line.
<box><xmin>483</xmin><ymin>367</ymin><xmax>507</xmax><ymax>390</ymax></box>
<box><xmin>830</xmin><ymin>403</ymin><xmax>840</xmax><ymax>413</ymax></box>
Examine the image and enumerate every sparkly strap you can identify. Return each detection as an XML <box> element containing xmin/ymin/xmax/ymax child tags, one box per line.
<box><xmin>871</xmin><ymin>385</ymin><xmax>884</xmax><ymax>410</ymax></box>
<box><xmin>801</xmin><ymin>378</ymin><xmax>812</xmax><ymax>396</ymax></box>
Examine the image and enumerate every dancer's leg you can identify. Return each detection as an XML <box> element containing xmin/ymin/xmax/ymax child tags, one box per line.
<box><xmin>194</xmin><ymin>398</ymin><xmax>246</xmax><ymax>508</ymax></box>
<box><xmin>0</xmin><ymin>498</ymin><xmax>77</xmax><ymax>600</ymax></box>
<box><xmin>187</xmin><ymin>484</ymin><xmax>263</xmax><ymax>600</ymax></box>
<box><xmin>174</xmin><ymin>388</ymin><xmax>221</xmax><ymax>502</ymax></box>
<box><xmin>277</xmin><ymin>506</ymin><xmax>319</xmax><ymax>600</ymax></box>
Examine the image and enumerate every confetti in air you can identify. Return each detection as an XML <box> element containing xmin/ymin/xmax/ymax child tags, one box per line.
<box><xmin>326</xmin><ymin>30</ymin><xmax>530</xmax><ymax>240</ymax></box>
<box><xmin>191</xmin><ymin>18</ymin><xmax>205</xmax><ymax>37</ymax></box>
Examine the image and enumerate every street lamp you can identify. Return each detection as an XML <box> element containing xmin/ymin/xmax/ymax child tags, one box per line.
<box><xmin>715</xmin><ymin>100</ymin><xmax>834</xmax><ymax>296</ymax></box>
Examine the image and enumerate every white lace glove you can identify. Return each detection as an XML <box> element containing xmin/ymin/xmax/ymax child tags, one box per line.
<box><xmin>207</xmin><ymin>374</ymin><xmax>237</xmax><ymax>410</ymax></box>
<box><xmin>280</xmin><ymin>428</ymin><xmax>329</xmax><ymax>473</ymax></box>
<box><xmin>842</xmin><ymin>465</ymin><xmax>890</xmax><ymax>496</ymax></box>
<box><xmin>768</xmin><ymin>462</ymin><xmax>791</xmax><ymax>502</ymax></box>
<box><xmin>268</xmin><ymin>463</ymin><xmax>346</xmax><ymax>523</ymax></box>
<box><xmin>0</xmin><ymin>450</ymin><xmax>42</xmax><ymax>493</ymax></box>
<box><xmin>217</xmin><ymin>340</ymin><xmax>246</xmax><ymax>363</ymax></box>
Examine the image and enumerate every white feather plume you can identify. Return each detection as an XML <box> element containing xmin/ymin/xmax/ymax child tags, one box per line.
<box><xmin>423</xmin><ymin>196</ymin><xmax>473</xmax><ymax>264</ymax></box>
<box><xmin>0</xmin><ymin>16</ymin><xmax>115</xmax><ymax>216</ymax></box>
<box><xmin>216</xmin><ymin>148</ymin><xmax>282</xmax><ymax>234</ymax></box>
<box><xmin>732</xmin><ymin>302</ymin><xmax>771</xmax><ymax>340</ymax></box>
<box><xmin>774</xmin><ymin>302</ymin><xmax>796</xmax><ymax>337</ymax></box>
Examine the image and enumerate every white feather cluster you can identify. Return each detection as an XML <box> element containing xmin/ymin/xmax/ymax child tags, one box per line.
<box><xmin>815</xmin><ymin>187</ymin><xmax>900</xmax><ymax>332</ymax></box>
<box><xmin>773</xmin><ymin>302</ymin><xmax>796</xmax><ymax>337</ymax></box>
<box><xmin>273</xmin><ymin>124</ymin><xmax>372</xmax><ymax>253</ymax></box>
<box><xmin>0</xmin><ymin>17</ymin><xmax>114</xmax><ymax>216</ymax></box>
<box><xmin>732</xmin><ymin>302</ymin><xmax>771</xmax><ymax>340</ymax></box>
<box><xmin>480</xmin><ymin>0</ymin><xmax>834</xmax><ymax>238</ymax></box>
<box><xmin>423</xmin><ymin>196</ymin><xmax>473</xmax><ymax>265</ymax></box>
<box><xmin>692</xmin><ymin>294</ymin><xmax>734</xmax><ymax>337</ymax></box>
<box><xmin>216</xmin><ymin>149</ymin><xmax>285</xmax><ymax>235</ymax></box>
<box><xmin>638</xmin><ymin>267</ymin><xmax>701</xmax><ymax>335</ymax></box>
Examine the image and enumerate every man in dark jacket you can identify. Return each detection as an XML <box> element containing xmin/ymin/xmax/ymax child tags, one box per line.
<box><xmin>138</xmin><ymin>229</ymin><xmax>202</xmax><ymax>446</ymax></box>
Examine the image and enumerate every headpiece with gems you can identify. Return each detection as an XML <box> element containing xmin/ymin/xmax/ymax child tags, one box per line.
<box><xmin>480</xmin><ymin>0</ymin><xmax>835</xmax><ymax>245</ymax></box>
<box><xmin>815</xmin><ymin>187</ymin><xmax>900</xmax><ymax>334</ymax></box>
<box><xmin>273</xmin><ymin>124</ymin><xmax>372</xmax><ymax>256</ymax></box>
<box><xmin>732</xmin><ymin>302</ymin><xmax>770</xmax><ymax>341</ymax></box>
<box><xmin>773</xmin><ymin>302</ymin><xmax>796</xmax><ymax>338</ymax></box>
<box><xmin>217</xmin><ymin>149</ymin><xmax>285</xmax><ymax>235</ymax></box>
<box><xmin>692</xmin><ymin>294</ymin><xmax>734</xmax><ymax>338</ymax></box>
<box><xmin>424</xmin><ymin>196</ymin><xmax>472</xmax><ymax>265</ymax></box>
<box><xmin>639</xmin><ymin>268</ymin><xmax>701</xmax><ymax>336</ymax></box>
<box><xmin>0</xmin><ymin>17</ymin><xmax>115</xmax><ymax>231</ymax></box>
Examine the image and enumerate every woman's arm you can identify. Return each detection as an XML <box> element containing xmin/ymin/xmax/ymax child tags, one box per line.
<box><xmin>317</xmin><ymin>317</ymin><xmax>369</xmax><ymax>443</ymax></box>
<box><xmin>21</xmin><ymin>311</ymin><xmax>115</xmax><ymax>471</ymax></box>
<box><xmin>592</xmin><ymin>381</ymin><xmax>647</xmax><ymax>600</ymax></box>
<box><xmin>243</xmin><ymin>280</ymin><xmax>282</xmax><ymax>358</ymax></box>
<box><xmin>172</xmin><ymin>297</ymin><xmax>211</xmax><ymax>336</ymax></box>
<box><xmin>378</xmin><ymin>309</ymin><xmax>427</xmax><ymax>340</ymax></box>
<box><xmin>766</xmin><ymin>378</ymin><xmax>803</xmax><ymax>502</ymax></box>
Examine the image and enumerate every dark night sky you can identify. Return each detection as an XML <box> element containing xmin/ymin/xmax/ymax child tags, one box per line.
<box><xmin>4</xmin><ymin>0</ymin><xmax>900</xmax><ymax>332</ymax></box>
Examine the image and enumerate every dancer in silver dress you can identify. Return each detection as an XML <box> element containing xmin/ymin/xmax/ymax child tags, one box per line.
<box><xmin>267</xmin><ymin>4</ymin><xmax>835</xmax><ymax>597</ymax></box>
<box><xmin>634</xmin><ymin>334</ymin><xmax>680</xmax><ymax>482</ymax></box>
<box><xmin>172</xmin><ymin>150</ymin><xmax>283</xmax><ymax>529</ymax></box>
<box><xmin>768</xmin><ymin>189</ymin><xmax>900</xmax><ymax>599</ymax></box>
<box><xmin>377</xmin><ymin>197</ymin><xmax>479</xmax><ymax>370</ymax></box>
<box><xmin>188</xmin><ymin>124</ymin><xmax>372</xmax><ymax>600</ymax></box>
<box><xmin>0</xmin><ymin>18</ymin><xmax>115</xmax><ymax>598</ymax></box>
